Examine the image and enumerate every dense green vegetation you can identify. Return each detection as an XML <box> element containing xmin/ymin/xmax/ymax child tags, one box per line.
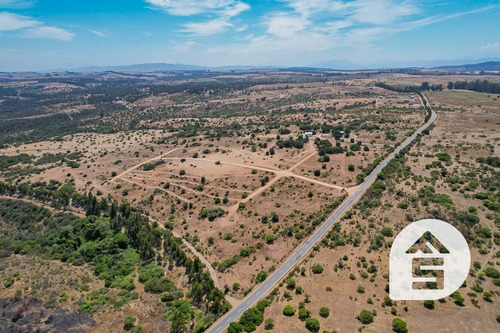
<box><xmin>447</xmin><ymin>79</ymin><xmax>500</xmax><ymax>93</ymax></box>
<box><xmin>376</xmin><ymin>81</ymin><xmax>443</xmax><ymax>92</ymax></box>
<box><xmin>0</xmin><ymin>180</ymin><xmax>230</xmax><ymax>330</ymax></box>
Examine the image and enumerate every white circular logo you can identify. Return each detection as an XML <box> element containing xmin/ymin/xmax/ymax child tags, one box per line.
<box><xmin>389</xmin><ymin>219</ymin><xmax>470</xmax><ymax>300</ymax></box>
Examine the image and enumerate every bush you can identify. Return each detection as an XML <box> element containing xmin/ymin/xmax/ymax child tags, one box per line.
<box><xmin>358</xmin><ymin>309</ymin><xmax>373</xmax><ymax>324</ymax></box>
<box><xmin>286</xmin><ymin>278</ymin><xmax>296</xmax><ymax>289</ymax></box>
<box><xmin>266</xmin><ymin>234</ymin><xmax>278</xmax><ymax>244</ymax></box>
<box><xmin>239</xmin><ymin>307</ymin><xmax>264</xmax><ymax>332</ymax></box>
<box><xmin>380</xmin><ymin>227</ymin><xmax>394</xmax><ymax>237</ymax></box>
<box><xmin>392</xmin><ymin>318</ymin><xmax>408</xmax><ymax>333</ymax></box>
<box><xmin>484</xmin><ymin>267</ymin><xmax>500</xmax><ymax>278</ymax></box>
<box><xmin>435</xmin><ymin>153</ymin><xmax>451</xmax><ymax>162</ymax></box>
<box><xmin>283</xmin><ymin>305</ymin><xmax>295</xmax><ymax>316</ymax></box>
<box><xmin>264</xmin><ymin>318</ymin><xmax>274</xmax><ymax>329</ymax></box>
<box><xmin>305</xmin><ymin>318</ymin><xmax>320</xmax><ymax>332</ymax></box>
<box><xmin>311</xmin><ymin>264</ymin><xmax>324</xmax><ymax>274</ymax></box>
<box><xmin>451</xmin><ymin>291</ymin><xmax>465</xmax><ymax>306</ymax></box>
<box><xmin>424</xmin><ymin>300</ymin><xmax>434</xmax><ymax>309</ymax></box>
<box><xmin>227</xmin><ymin>322</ymin><xmax>242</xmax><ymax>333</ymax></box>
<box><xmin>298</xmin><ymin>307</ymin><xmax>311</xmax><ymax>321</ymax></box>
<box><xmin>319</xmin><ymin>307</ymin><xmax>330</xmax><ymax>318</ymax></box>
<box><xmin>255</xmin><ymin>271</ymin><xmax>267</xmax><ymax>283</ymax></box>
<box><xmin>123</xmin><ymin>316</ymin><xmax>136</xmax><ymax>331</ymax></box>
<box><xmin>144</xmin><ymin>277</ymin><xmax>176</xmax><ymax>294</ymax></box>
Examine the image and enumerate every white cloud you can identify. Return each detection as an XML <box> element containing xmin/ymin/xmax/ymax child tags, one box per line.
<box><xmin>480</xmin><ymin>42</ymin><xmax>498</xmax><ymax>50</ymax></box>
<box><xmin>236</xmin><ymin>24</ymin><xmax>248</xmax><ymax>32</ymax></box>
<box><xmin>89</xmin><ymin>29</ymin><xmax>108</xmax><ymax>37</ymax></box>
<box><xmin>0</xmin><ymin>11</ymin><xmax>38</xmax><ymax>31</ymax></box>
<box><xmin>283</xmin><ymin>0</ymin><xmax>347</xmax><ymax>17</ymax></box>
<box><xmin>221</xmin><ymin>1</ymin><xmax>250</xmax><ymax>17</ymax></box>
<box><xmin>0</xmin><ymin>11</ymin><xmax>74</xmax><ymax>40</ymax></box>
<box><xmin>265</xmin><ymin>13</ymin><xmax>310</xmax><ymax>37</ymax></box>
<box><xmin>24</xmin><ymin>26</ymin><xmax>75</xmax><ymax>41</ymax></box>
<box><xmin>146</xmin><ymin>1</ymin><xmax>250</xmax><ymax>36</ymax></box>
<box><xmin>200</xmin><ymin>2</ymin><xmax>498</xmax><ymax>66</ymax></box>
<box><xmin>351</xmin><ymin>0</ymin><xmax>418</xmax><ymax>25</ymax></box>
<box><xmin>145</xmin><ymin>0</ymin><xmax>248</xmax><ymax>16</ymax></box>
<box><xmin>181</xmin><ymin>18</ymin><xmax>233</xmax><ymax>36</ymax></box>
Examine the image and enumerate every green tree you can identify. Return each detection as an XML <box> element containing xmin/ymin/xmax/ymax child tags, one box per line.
<box><xmin>424</xmin><ymin>300</ymin><xmax>434</xmax><ymax>309</ymax></box>
<box><xmin>283</xmin><ymin>305</ymin><xmax>295</xmax><ymax>316</ymax></box>
<box><xmin>358</xmin><ymin>309</ymin><xmax>374</xmax><ymax>324</ymax></box>
<box><xmin>319</xmin><ymin>307</ymin><xmax>330</xmax><ymax>318</ymax></box>
<box><xmin>227</xmin><ymin>322</ymin><xmax>242</xmax><ymax>333</ymax></box>
<box><xmin>311</xmin><ymin>264</ymin><xmax>324</xmax><ymax>274</ymax></box>
<box><xmin>255</xmin><ymin>271</ymin><xmax>267</xmax><ymax>283</ymax></box>
<box><xmin>452</xmin><ymin>291</ymin><xmax>465</xmax><ymax>306</ymax></box>
<box><xmin>298</xmin><ymin>307</ymin><xmax>311</xmax><ymax>321</ymax></box>
<box><xmin>392</xmin><ymin>318</ymin><xmax>408</xmax><ymax>333</ymax></box>
<box><xmin>305</xmin><ymin>318</ymin><xmax>320</xmax><ymax>332</ymax></box>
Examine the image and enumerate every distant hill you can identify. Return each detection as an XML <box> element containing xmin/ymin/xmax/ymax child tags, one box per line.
<box><xmin>74</xmin><ymin>63</ymin><xmax>208</xmax><ymax>72</ymax></box>
<box><xmin>72</xmin><ymin>63</ymin><xmax>276</xmax><ymax>73</ymax></box>
<box><xmin>45</xmin><ymin>59</ymin><xmax>500</xmax><ymax>74</ymax></box>
<box><xmin>433</xmin><ymin>61</ymin><xmax>500</xmax><ymax>72</ymax></box>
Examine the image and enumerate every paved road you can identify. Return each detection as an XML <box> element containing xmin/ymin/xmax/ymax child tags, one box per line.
<box><xmin>206</xmin><ymin>95</ymin><xmax>436</xmax><ymax>333</ymax></box>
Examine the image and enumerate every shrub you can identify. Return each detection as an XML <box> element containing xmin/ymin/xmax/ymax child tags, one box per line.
<box><xmin>264</xmin><ymin>318</ymin><xmax>274</xmax><ymax>329</ymax></box>
<box><xmin>123</xmin><ymin>316</ymin><xmax>136</xmax><ymax>331</ymax></box>
<box><xmin>266</xmin><ymin>234</ymin><xmax>278</xmax><ymax>244</ymax></box>
<box><xmin>311</xmin><ymin>264</ymin><xmax>324</xmax><ymax>274</ymax></box>
<box><xmin>358</xmin><ymin>309</ymin><xmax>374</xmax><ymax>324</ymax></box>
<box><xmin>451</xmin><ymin>291</ymin><xmax>464</xmax><ymax>306</ymax></box>
<box><xmin>484</xmin><ymin>267</ymin><xmax>500</xmax><ymax>278</ymax></box>
<box><xmin>319</xmin><ymin>307</ymin><xmax>330</xmax><ymax>318</ymax></box>
<box><xmin>199</xmin><ymin>207</ymin><xmax>226</xmax><ymax>221</ymax></box>
<box><xmin>228</xmin><ymin>322</ymin><xmax>242</xmax><ymax>333</ymax></box>
<box><xmin>255</xmin><ymin>271</ymin><xmax>267</xmax><ymax>283</ymax></box>
<box><xmin>305</xmin><ymin>318</ymin><xmax>320</xmax><ymax>332</ymax></box>
<box><xmin>299</xmin><ymin>308</ymin><xmax>311</xmax><ymax>321</ymax></box>
<box><xmin>144</xmin><ymin>277</ymin><xmax>176</xmax><ymax>294</ymax></box>
<box><xmin>283</xmin><ymin>305</ymin><xmax>295</xmax><ymax>316</ymax></box>
<box><xmin>239</xmin><ymin>307</ymin><xmax>264</xmax><ymax>332</ymax></box>
<box><xmin>483</xmin><ymin>291</ymin><xmax>493</xmax><ymax>302</ymax></box>
<box><xmin>392</xmin><ymin>318</ymin><xmax>408</xmax><ymax>333</ymax></box>
<box><xmin>435</xmin><ymin>153</ymin><xmax>451</xmax><ymax>162</ymax></box>
<box><xmin>424</xmin><ymin>300</ymin><xmax>434</xmax><ymax>309</ymax></box>
<box><xmin>380</xmin><ymin>227</ymin><xmax>394</xmax><ymax>237</ymax></box>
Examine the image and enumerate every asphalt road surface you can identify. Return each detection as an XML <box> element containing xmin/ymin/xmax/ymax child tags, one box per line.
<box><xmin>206</xmin><ymin>96</ymin><xmax>437</xmax><ymax>333</ymax></box>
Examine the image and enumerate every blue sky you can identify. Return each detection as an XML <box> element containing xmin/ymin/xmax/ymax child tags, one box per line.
<box><xmin>0</xmin><ymin>0</ymin><xmax>499</xmax><ymax>71</ymax></box>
